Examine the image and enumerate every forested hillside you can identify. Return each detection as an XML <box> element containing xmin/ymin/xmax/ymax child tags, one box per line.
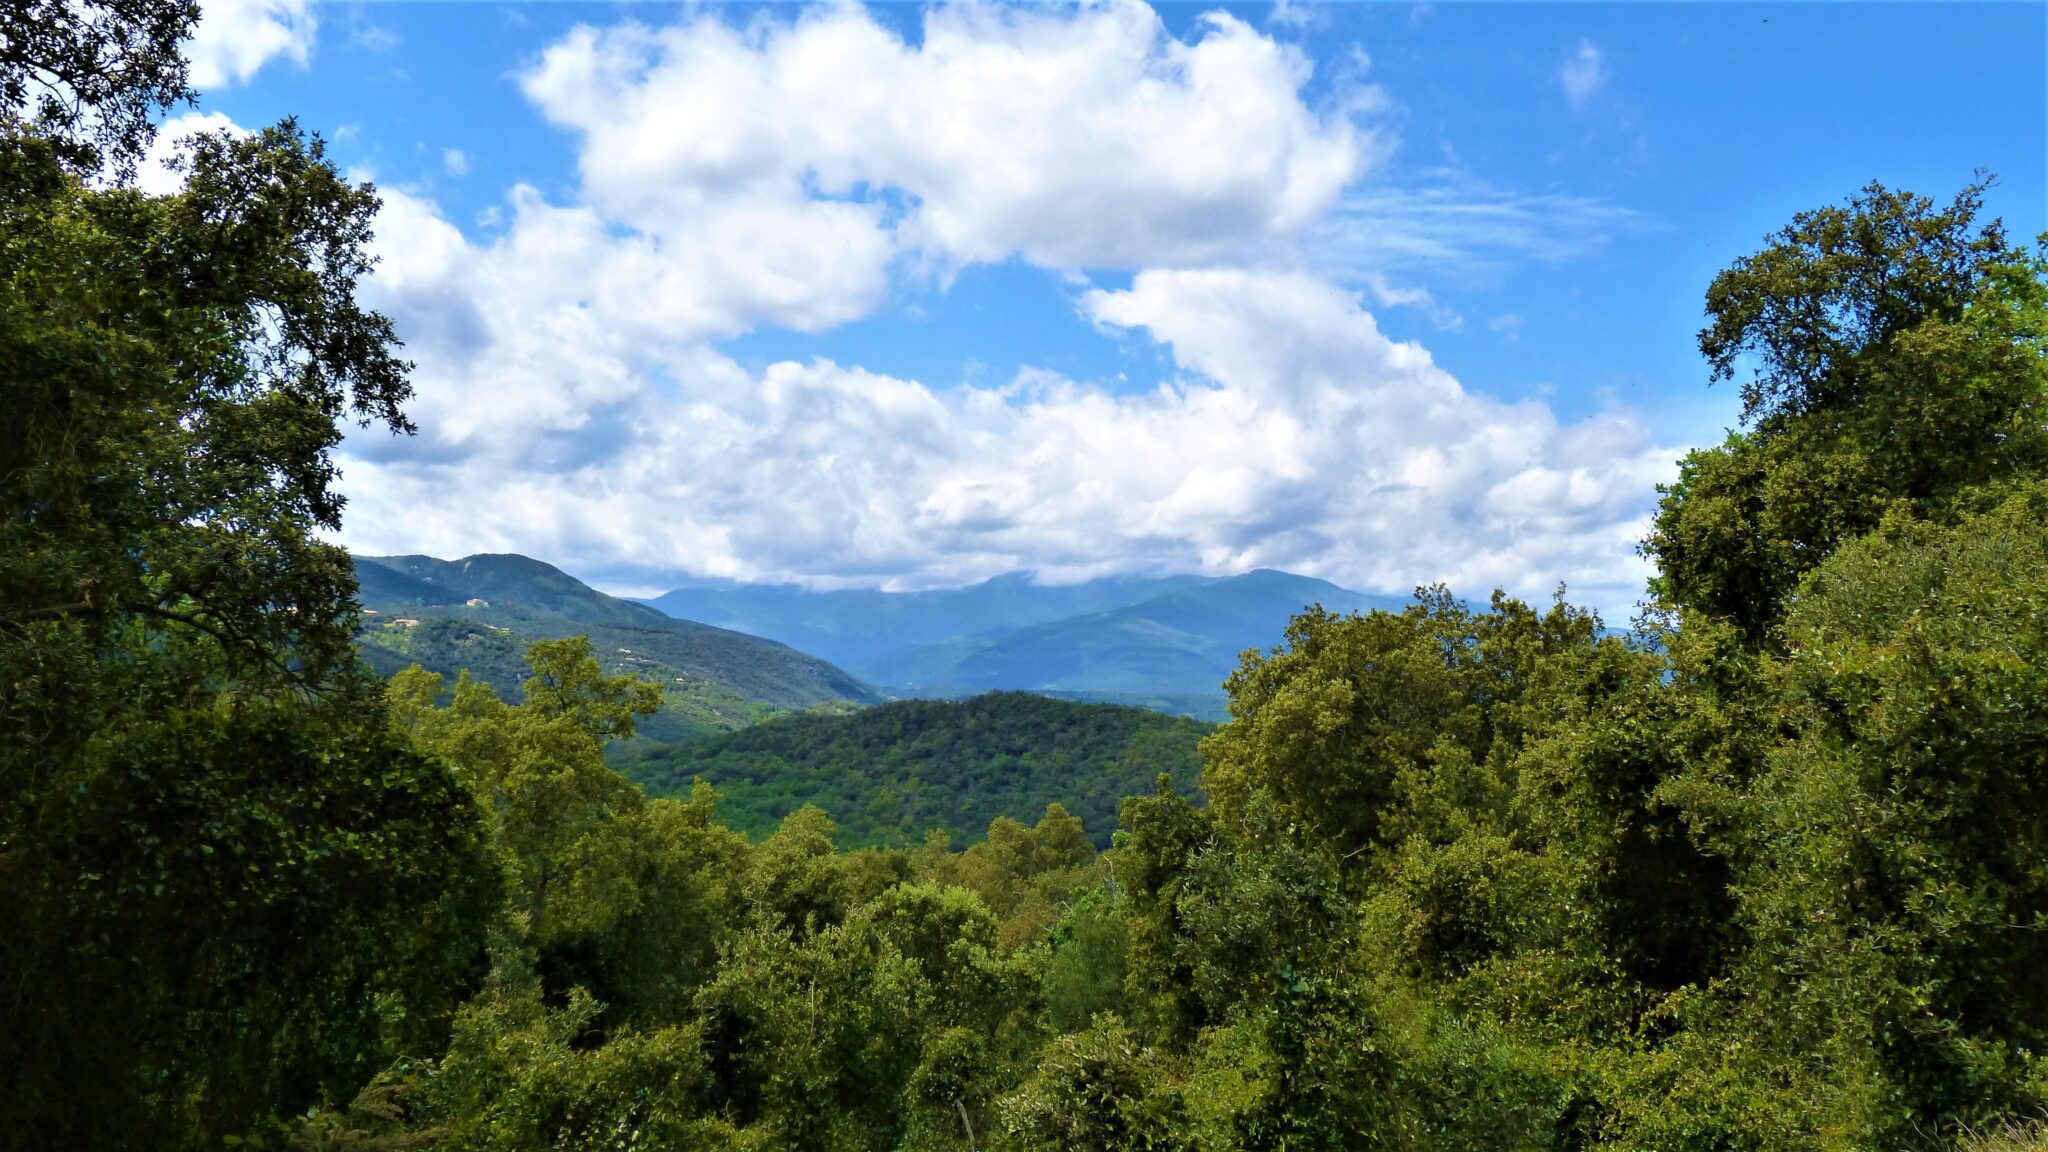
<box><xmin>620</xmin><ymin>692</ymin><xmax>1209</xmax><ymax>846</ymax></box>
<box><xmin>7</xmin><ymin>6</ymin><xmax>2048</xmax><ymax>1151</ymax></box>
<box><xmin>352</xmin><ymin>552</ymin><xmax>881</xmax><ymax>742</ymax></box>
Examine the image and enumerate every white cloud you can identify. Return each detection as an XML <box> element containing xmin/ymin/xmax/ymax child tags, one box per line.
<box><xmin>348</xmin><ymin>0</ymin><xmax>1378</xmax><ymax>439</ymax></box>
<box><xmin>328</xmin><ymin>2</ymin><xmax>1673</xmax><ymax>620</ymax></box>
<box><xmin>343</xmin><ymin>239</ymin><xmax>1674</xmax><ymax>615</ymax></box>
<box><xmin>349</xmin><ymin>19</ymin><xmax>399</xmax><ymax>53</ymax></box>
<box><xmin>185</xmin><ymin>0</ymin><xmax>316</xmax><ymax>88</ymax></box>
<box><xmin>518</xmin><ymin>0</ymin><xmax>1367</xmax><ymax>284</ymax></box>
<box><xmin>364</xmin><ymin>184</ymin><xmax>895</xmax><ymax>427</ymax></box>
<box><xmin>442</xmin><ymin>148</ymin><xmax>468</xmax><ymax>177</ymax></box>
<box><xmin>1560</xmin><ymin>40</ymin><xmax>1605</xmax><ymax>109</ymax></box>
<box><xmin>1077</xmin><ymin>271</ymin><xmax>1672</xmax><ymax>602</ymax></box>
<box><xmin>1266</xmin><ymin>0</ymin><xmax>1325</xmax><ymax>32</ymax></box>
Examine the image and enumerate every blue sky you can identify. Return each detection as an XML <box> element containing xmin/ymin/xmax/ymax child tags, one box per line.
<box><xmin>166</xmin><ymin>1</ymin><xmax>2046</xmax><ymax>617</ymax></box>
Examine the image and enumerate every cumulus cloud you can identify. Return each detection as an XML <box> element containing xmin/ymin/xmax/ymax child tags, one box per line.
<box><xmin>330</xmin><ymin>1</ymin><xmax>1673</xmax><ymax>619</ymax></box>
<box><xmin>518</xmin><ymin>0</ymin><xmax>1367</xmax><ymax>284</ymax></box>
<box><xmin>363</xmin><ymin>184</ymin><xmax>896</xmax><ymax>442</ymax></box>
<box><xmin>343</xmin><ymin>244</ymin><xmax>1673</xmax><ymax>615</ymax></box>
<box><xmin>352</xmin><ymin>0</ymin><xmax>1379</xmax><ymax>446</ymax></box>
<box><xmin>1078</xmin><ymin>271</ymin><xmax>1672</xmax><ymax>600</ymax></box>
<box><xmin>1560</xmin><ymin>40</ymin><xmax>1605</xmax><ymax>109</ymax></box>
<box><xmin>185</xmin><ymin>0</ymin><xmax>316</xmax><ymax>88</ymax></box>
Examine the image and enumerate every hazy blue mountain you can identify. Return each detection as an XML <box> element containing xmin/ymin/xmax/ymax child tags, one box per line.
<box><xmin>1035</xmin><ymin>690</ymin><xmax>1234</xmax><ymax>724</ymax></box>
<box><xmin>634</xmin><ymin>571</ymin><xmax>1209</xmax><ymax>669</ymax></box>
<box><xmin>638</xmin><ymin>565</ymin><xmax>1414</xmax><ymax>714</ymax></box>
<box><xmin>891</xmin><ymin>569</ymin><xmax>1410</xmax><ymax>695</ymax></box>
<box><xmin>352</xmin><ymin>554</ymin><xmax>882</xmax><ymax>742</ymax></box>
<box><xmin>864</xmin><ymin>683</ymin><xmax>1236</xmax><ymax>723</ymax></box>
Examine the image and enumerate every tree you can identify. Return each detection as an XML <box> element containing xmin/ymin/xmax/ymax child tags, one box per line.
<box><xmin>0</xmin><ymin>0</ymin><xmax>196</xmax><ymax>175</ymax></box>
<box><xmin>1169</xmin><ymin>593</ymin><xmax>1684</xmax><ymax>1149</ymax></box>
<box><xmin>0</xmin><ymin>5</ymin><xmax>495</xmax><ymax>1145</ymax></box>
<box><xmin>1645</xmin><ymin>179</ymin><xmax>2048</xmax><ymax>639</ymax></box>
<box><xmin>391</xmin><ymin>639</ymin><xmax>672</xmax><ymax>1021</ymax></box>
<box><xmin>1</xmin><ymin>118</ymin><xmax>412</xmax><ymax>698</ymax></box>
<box><xmin>1625</xmin><ymin>182</ymin><xmax>2048</xmax><ymax>1148</ymax></box>
<box><xmin>998</xmin><ymin>1016</ymin><xmax>1187</xmax><ymax>1152</ymax></box>
<box><xmin>918</xmin><ymin>803</ymin><xmax>1102</xmax><ymax>950</ymax></box>
<box><xmin>1700</xmin><ymin>488</ymin><xmax>2048</xmax><ymax>1139</ymax></box>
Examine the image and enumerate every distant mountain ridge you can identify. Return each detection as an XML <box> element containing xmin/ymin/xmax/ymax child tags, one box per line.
<box><xmin>869</xmin><ymin>569</ymin><xmax>1409</xmax><ymax>694</ymax></box>
<box><xmin>351</xmin><ymin>553</ymin><xmax>882</xmax><ymax>743</ymax></box>
<box><xmin>635</xmin><ymin>571</ymin><xmax>1211</xmax><ymax>669</ymax></box>
<box><xmin>638</xmin><ymin>566</ymin><xmax>1412</xmax><ymax>711</ymax></box>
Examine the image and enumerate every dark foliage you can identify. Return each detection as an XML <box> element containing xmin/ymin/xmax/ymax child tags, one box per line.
<box><xmin>1646</xmin><ymin>178</ymin><xmax>2048</xmax><ymax>640</ymax></box>
<box><xmin>0</xmin><ymin>28</ymin><xmax>496</xmax><ymax>1148</ymax></box>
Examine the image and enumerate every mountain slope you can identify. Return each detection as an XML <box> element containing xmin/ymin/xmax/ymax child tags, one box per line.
<box><xmin>620</xmin><ymin>692</ymin><xmax>1210</xmax><ymax>847</ymax></box>
<box><xmin>364</xmin><ymin>553</ymin><xmax>678</xmax><ymax>631</ymax></box>
<box><xmin>352</xmin><ymin>554</ymin><xmax>883</xmax><ymax>742</ymax></box>
<box><xmin>353</xmin><ymin>557</ymin><xmax>456</xmax><ymax>606</ymax></box>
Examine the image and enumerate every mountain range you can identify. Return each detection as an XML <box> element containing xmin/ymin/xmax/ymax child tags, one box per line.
<box><xmin>352</xmin><ymin>551</ymin><xmax>1418</xmax><ymax>728</ymax></box>
<box><xmin>638</xmin><ymin>568</ymin><xmax>1410</xmax><ymax>714</ymax></box>
<box><xmin>635</xmin><ymin>571</ymin><xmax>1212</xmax><ymax>669</ymax></box>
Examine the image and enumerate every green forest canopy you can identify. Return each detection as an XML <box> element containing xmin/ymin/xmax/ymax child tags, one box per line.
<box><xmin>5</xmin><ymin>3</ymin><xmax>2048</xmax><ymax>1149</ymax></box>
<box><xmin>619</xmin><ymin>691</ymin><xmax>1210</xmax><ymax>848</ymax></box>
